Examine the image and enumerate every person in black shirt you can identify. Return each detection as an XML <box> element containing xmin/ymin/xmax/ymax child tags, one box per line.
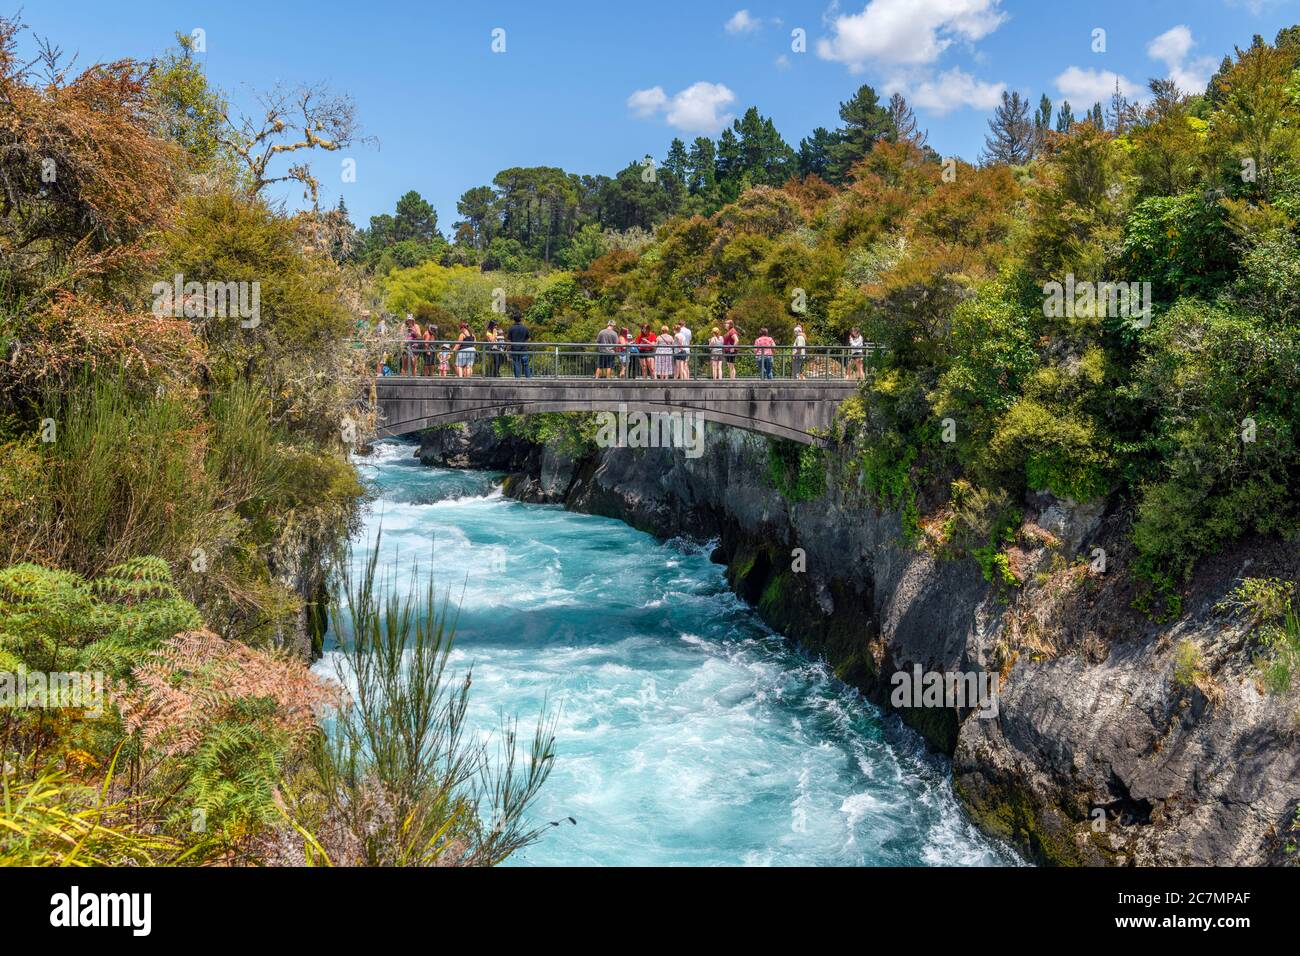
<box><xmin>507</xmin><ymin>316</ymin><xmax>531</xmax><ymax>378</ymax></box>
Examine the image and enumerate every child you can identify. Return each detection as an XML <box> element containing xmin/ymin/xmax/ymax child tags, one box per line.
<box><xmin>438</xmin><ymin>343</ymin><xmax>451</xmax><ymax>377</ymax></box>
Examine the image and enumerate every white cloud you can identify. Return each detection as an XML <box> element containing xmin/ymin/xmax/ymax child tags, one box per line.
<box><xmin>627</xmin><ymin>86</ymin><xmax>668</xmax><ymax>118</ymax></box>
<box><xmin>1148</xmin><ymin>24</ymin><xmax>1194</xmax><ymax>64</ymax></box>
<box><xmin>775</xmin><ymin>53</ymin><xmax>791</xmax><ymax>69</ymax></box>
<box><xmin>726</xmin><ymin>10</ymin><xmax>761</xmax><ymax>34</ymax></box>
<box><xmin>666</xmin><ymin>82</ymin><xmax>737</xmax><ymax>133</ymax></box>
<box><xmin>628</xmin><ymin>82</ymin><xmax>737</xmax><ymax>134</ymax></box>
<box><xmin>1147</xmin><ymin>25</ymin><xmax>1216</xmax><ymax>94</ymax></box>
<box><xmin>816</xmin><ymin>0</ymin><xmax>1008</xmax><ymax>71</ymax></box>
<box><xmin>902</xmin><ymin>67</ymin><xmax>1005</xmax><ymax>115</ymax></box>
<box><xmin>1054</xmin><ymin>65</ymin><xmax>1139</xmax><ymax>108</ymax></box>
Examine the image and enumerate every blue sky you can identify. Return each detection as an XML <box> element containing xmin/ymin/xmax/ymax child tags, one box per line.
<box><xmin>19</xmin><ymin>1</ymin><xmax>1300</xmax><ymax>228</ymax></box>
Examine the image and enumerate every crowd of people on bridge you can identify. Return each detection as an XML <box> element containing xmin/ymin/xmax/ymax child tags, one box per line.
<box><xmin>370</xmin><ymin>313</ymin><xmax>869</xmax><ymax>381</ymax></box>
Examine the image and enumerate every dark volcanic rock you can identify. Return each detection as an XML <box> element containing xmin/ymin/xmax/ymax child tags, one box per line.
<box><xmin>415</xmin><ymin>421</ymin><xmax>536</xmax><ymax>472</ymax></box>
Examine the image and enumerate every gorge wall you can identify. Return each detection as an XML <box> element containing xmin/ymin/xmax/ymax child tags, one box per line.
<box><xmin>416</xmin><ymin>421</ymin><xmax>1299</xmax><ymax>866</ymax></box>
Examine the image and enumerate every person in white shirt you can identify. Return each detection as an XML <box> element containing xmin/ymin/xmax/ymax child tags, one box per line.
<box><xmin>674</xmin><ymin>322</ymin><xmax>693</xmax><ymax>379</ymax></box>
<box><xmin>847</xmin><ymin>327</ymin><xmax>865</xmax><ymax>381</ymax></box>
<box><xmin>792</xmin><ymin>325</ymin><xmax>807</xmax><ymax>379</ymax></box>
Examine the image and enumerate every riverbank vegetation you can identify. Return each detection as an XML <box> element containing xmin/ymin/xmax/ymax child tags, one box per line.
<box><xmin>0</xmin><ymin>18</ymin><xmax>552</xmax><ymax>865</ymax></box>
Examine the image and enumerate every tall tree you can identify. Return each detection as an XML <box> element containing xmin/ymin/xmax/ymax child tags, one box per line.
<box><xmin>664</xmin><ymin>138</ymin><xmax>690</xmax><ymax>186</ymax></box>
<box><xmin>732</xmin><ymin>107</ymin><xmax>795</xmax><ymax>186</ymax></box>
<box><xmin>1106</xmin><ymin>78</ymin><xmax>1137</xmax><ymax>133</ymax></box>
<box><xmin>1033</xmin><ymin>94</ymin><xmax>1053</xmax><ymax>154</ymax></box>
<box><xmin>715</xmin><ymin>127</ymin><xmax>744</xmax><ymax>201</ymax></box>
<box><xmin>1056</xmin><ymin>100</ymin><xmax>1076</xmax><ymax>133</ymax></box>
<box><xmin>454</xmin><ymin>185</ymin><xmax>497</xmax><ymax>256</ymax></box>
<box><xmin>217</xmin><ymin>80</ymin><xmax>369</xmax><ymax>208</ymax></box>
<box><xmin>826</xmin><ymin>84</ymin><xmax>894</xmax><ymax>182</ymax></box>
<box><xmin>1209</xmin><ymin>41</ymin><xmax>1300</xmax><ymax>199</ymax></box>
<box><xmin>887</xmin><ymin>93</ymin><xmax>928</xmax><ymax>150</ymax></box>
<box><xmin>982</xmin><ymin>90</ymin><xmax>1035</xmax><ymax>165</ymax></box>
<box><xmin>599</xmin><ymin>161</ymin><xmax>676</xmax><ymax>231</ymax></box>
<box><xmin>392</xmin><ymin>190</ymin><xmax>438</xmax><ymax>242</ymax></box>
<box><xmin>686</xmin><ymin>136</ymin><xmax>717</xmax><ymax>194</ymax></box>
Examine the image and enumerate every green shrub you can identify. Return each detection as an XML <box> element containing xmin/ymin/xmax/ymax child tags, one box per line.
<box><xmin>988</xmin><ymin>398</ymin><xmax>1112</xmax><ymax>501</ymax></box>
<box><xmin>1172</xmin><ymin>639</ymin><xmax>1204</xmax><ymax>689</ymax></box>
<box><xmin>766</xmin><ymin>439</ymin><xmax>826</xmax><ymax>503</ymax></box>
<box><xmin>1128</xmin><ymin>300</ymin><xmax>1300</xmax><ymax>584</ymax></box>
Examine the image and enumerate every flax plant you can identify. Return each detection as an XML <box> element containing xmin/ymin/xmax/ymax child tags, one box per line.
<box><xmin>308</xmin><ymin>540</ymin><xmax>557</xmax><ymax>866</ymax></box>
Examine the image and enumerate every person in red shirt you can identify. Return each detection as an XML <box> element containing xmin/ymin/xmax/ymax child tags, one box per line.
<box><xmin>722</xmin><ymin>319</ymin><xmax>740</xmax><ymax>380</ymax></box>
<box><xmin>635</xmin><ymin>324</ymin><xmax>655</xmax><ymax>379</ymax></box>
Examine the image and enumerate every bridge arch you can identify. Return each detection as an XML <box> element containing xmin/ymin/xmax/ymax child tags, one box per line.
<box><xmin>369</xmin><ymin>379</ymin><xmax>858</xmax><ymax>448</ymax></box>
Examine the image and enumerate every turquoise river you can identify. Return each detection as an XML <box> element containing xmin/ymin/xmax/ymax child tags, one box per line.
<box><xmin>335</xmin><ymin>440</ymin><xmax>1018</xmax><ymax>867</ymax></box>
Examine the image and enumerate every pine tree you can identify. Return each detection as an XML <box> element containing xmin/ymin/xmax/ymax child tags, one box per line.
<box><xmin>732</xmin><ymin>107</ymin><xmax>795</xmax><ymax>186</ymax></box>
<box><xmin>393</xmin><ymin>190</ymin><xmax>438</xmax><ymax>242</ymax></box>
<box><xmin>826</xmin><ymin>84</ymin><xmax>893</xmax><ymax>182</ymax></box>
<box><xmin>1033</xmin><ymin>93</ymin><xmax>1053</xmax><ymax>154</ymax></box>
<box><xmin>664</xmin><ymin>138</ymin><xmax>689</xmax><ymax>187</ymax></box>
<box><xmin>686</xmin><ymin>136</ymin><xmax>717</xmax><ymax>195</ymax></box>
<box><xmin>981</xmin><ymin>90</ymin><xmax>1035</xmax><ymax>165</ymax></box>
<box><xmin>1056</xmin><ymin>100</ymin><xmax>1076</xmax><ymax>133</ymax></box>
<box><xmin>715</xmin><ymin>128</ymin><xmax>743</xmax><ymax>201</ymax></box>
<box><xmin>797</xmin><ymin>127</ymin><xmax>836</xmax><ymax>178</ymax></box>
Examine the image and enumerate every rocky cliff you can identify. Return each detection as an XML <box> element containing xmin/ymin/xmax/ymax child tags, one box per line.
<box><xmin>416</xmin><ymin>421</ymin><xmax>1300</xmax><ymax>866</ymax></box>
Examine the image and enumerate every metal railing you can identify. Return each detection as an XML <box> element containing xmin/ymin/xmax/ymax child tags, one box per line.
<box><xmin>354</xmin><ymin>338</ymin><xmax>886</xmax><ymax>382</ymax></box>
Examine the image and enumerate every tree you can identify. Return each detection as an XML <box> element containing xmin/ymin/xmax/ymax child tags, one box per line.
<box><xmin>664</xmin><ymin>137</ymin><xmax>690</xmax><ymax>186</ymax></box>
<box><xmin>1208</xmin><ymin>41</ymin><xmax>1300</xmax><ymax>199</ymax></box>
<box><xmin>826</xmin><ymin>84</ymin><xmax>894</xmax><ymax>182</ymax></box>
<box><xmin>454</xmin><ymin>185</ymin><xmax>497</xmax><ymax>257</ymax></box>
<box><xmin>715</xmin><ymin>127</ymin><xmax>744</xmax><ymax>200</ymax></box>
<box><xmin>686</xmin><ymin>137</ymin><xmax>717</xmax><ymax>194</ymax></box>
<box><xmin>323</xmin><ymin>197</ymin><xmax>357</xmax><ymax>263</ymax></box>
<box><xmin>392</xmin><ymin>190</ymin><xmax>438</xmax><ymax>243</ymax></box>
<box><xmin>1056</xmin><ymin>100</ymin><xmax>1076</xmax><ymax>133</ymax></box>
<box><xmin>1033</xmin><ymin>94</ymin><xmax>1053</xmax><ymax>154</ymax></box>
<box><xmin>797</xmin><ymin>127</ymin><xmax>835</xmax><ymax>178</ymax></box>
<box><xmin>1206</xmin><ymin>54</ymin><xmax>1235</xmax><ymax>107</ymax></box>
<box><xmin>599</xmin><ymin>161</ymin><xmax>676</xmax><ymax>232</ymax></box>
<box><xmin>217</xmin><ymin>80</ymin><xmax>371</xmax><ymax>208</ymax></box>
<box><xmin>1129</xmin><ymin>80</ymin><xmax>1200</xmax><ymax>197</ymax></box>
<box><xmin>1106</xmin><ymin>77</ymin><xmax>1138</xmax><ymax>133</ymax></box>
<box><xmin>888</xmin><ymin>93</ymin><xmax>928</xmax><ymax>150</ymax></box>
<box><xmin>149</xmin><ymin>32</ymin><xmax>229</xmax><ymax>174</ymax></box>
<box><xmin>982</xmin><ymin>91</ymin><xmax>1034</xmax><ymax>165</ymax></box>
<box><xmin>732</xmin><ymin>106</ymin><xmax>795</xmax><ymax>186</ymax></box>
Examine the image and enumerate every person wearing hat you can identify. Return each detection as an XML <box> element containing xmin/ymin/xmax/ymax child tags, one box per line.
<box><xmin>595</xmin><ymin>319</ymin><xmax>618</xmax><ymax>379</ymax></box>
<box><xmin>792</xmin><ymin>324</ymin><xmax>807</xmax><ymax>380</ymax></box>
